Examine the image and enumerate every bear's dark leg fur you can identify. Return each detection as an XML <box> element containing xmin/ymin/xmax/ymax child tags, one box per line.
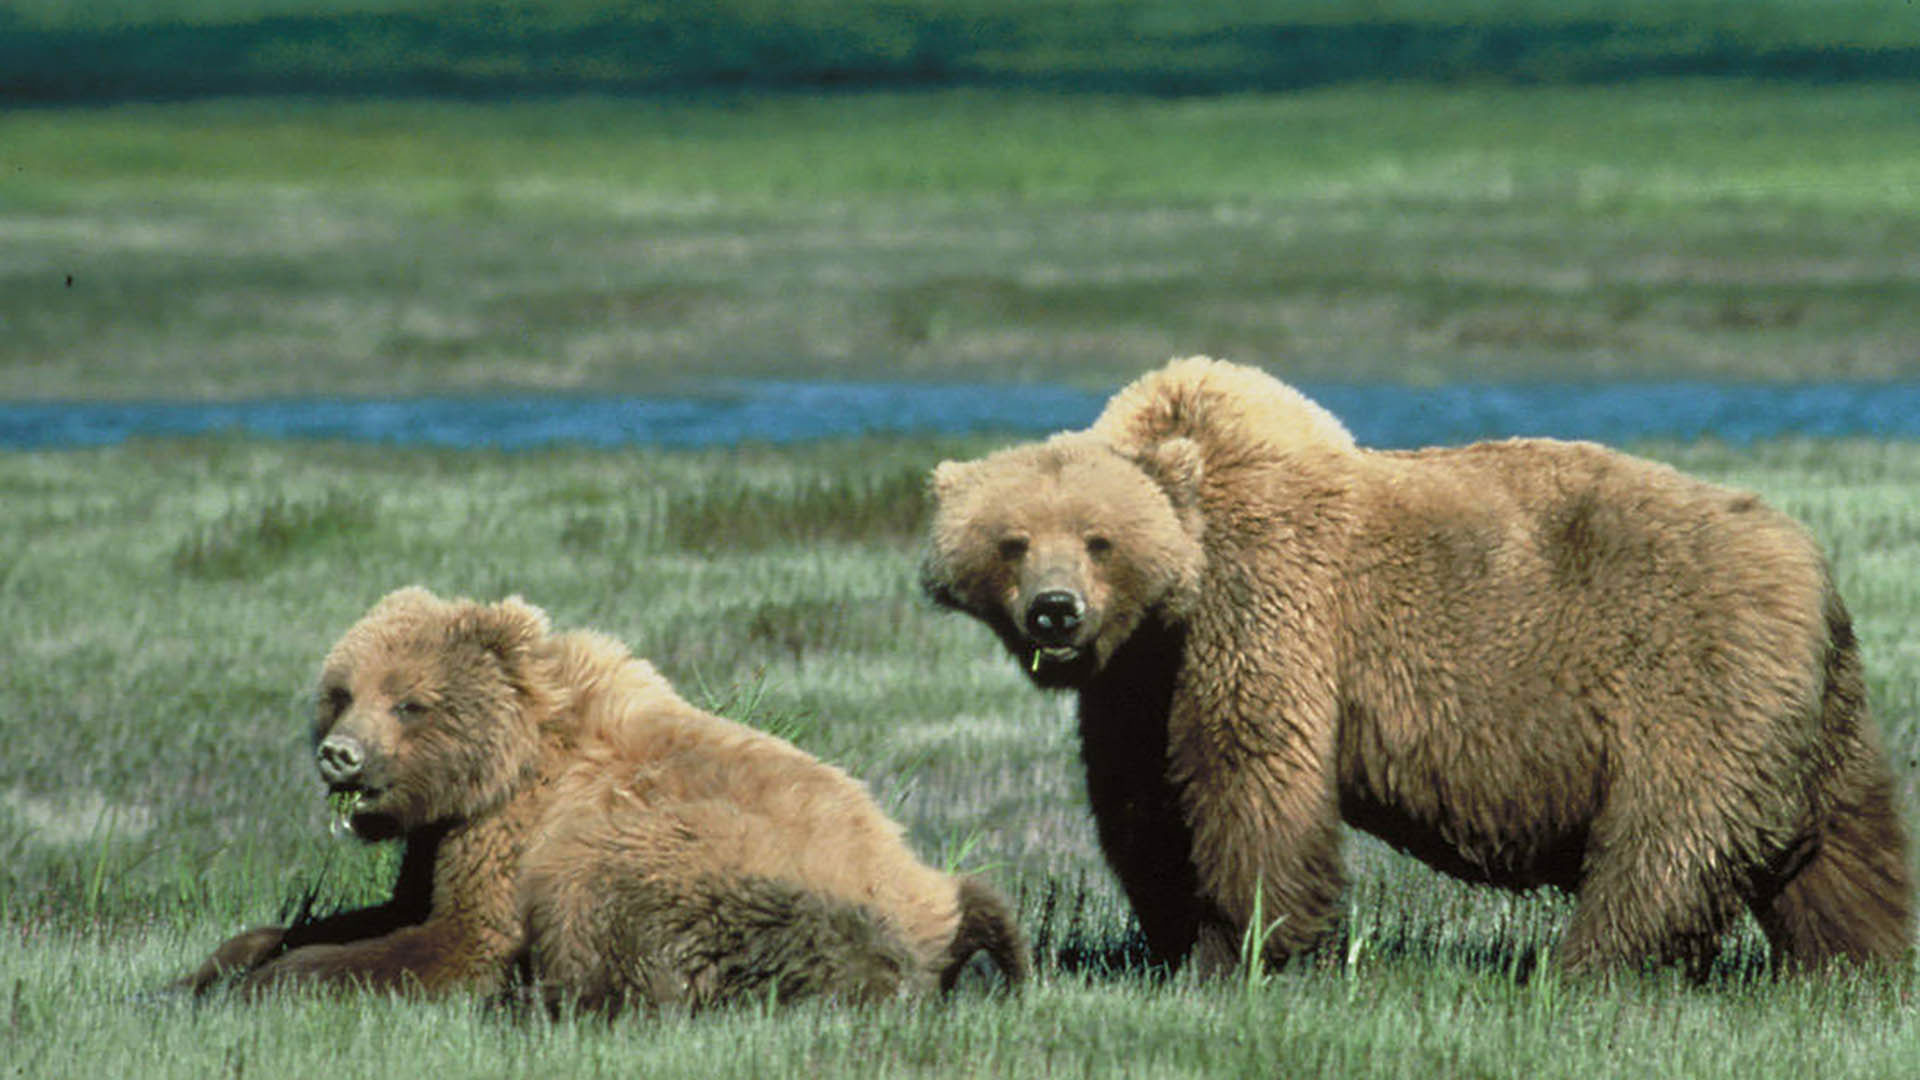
<box><xmin>229</xmin><ymin>823</ymin><xmax>524</xmax><ymax>997</ymax></box>
<box><xmin>277</xmin><ymin>828</ymin><xmax>440</xmax><ymax>950</ymax></box>
<box><xmin>1076</xmin><ymin>618</ymin><xmax>1201</xmax><ymax>968</ymax></box>
<box><xmin>180</xmin><ymin>829</ymin><xmax>440</xmax><ymax>994</ymax></box>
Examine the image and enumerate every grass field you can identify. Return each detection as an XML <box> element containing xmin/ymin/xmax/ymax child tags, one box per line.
<box><xmin>7</xmin><ymin>2</ymin><xmax>1920</xmax><ymax>1072</ymax></box>
<box><xmin>6</xmin><ymin>83</ymin><xmax>1920</xmax><ymax>399</ymax></box>
<box><xmin>6</xmin><ymin>434</ymin><xmax>1920</xmax><ymax>1077</ymax></box>
<box><xmin>5</xmin><ymin>0</ymin><xmax>1916</xmax><ymax>101</ymax></box>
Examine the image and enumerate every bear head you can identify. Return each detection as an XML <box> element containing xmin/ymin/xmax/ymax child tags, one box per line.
<box><xmin>921</xmin><ymin>433</ymin><xmax>1205</xmax><ymax>689</ymax></box>
<box><xmin>310</xmin><ymin>587</ymin><xmax>557</xmax><ymax>842</ymax></box>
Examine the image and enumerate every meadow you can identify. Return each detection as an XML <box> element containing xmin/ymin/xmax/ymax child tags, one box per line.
<box><xmin>7</xmin><ymin>1</ymin><xmax>1920</xmax><ymax>1073</ymax></box>
<box><xmin>7</xmin><ymin>435</ymin><xmax>1920</xmax><ymax>1077</ymax></box>
<box><xmin>5</xmin><ymin>81</ymin><xmax>1920</xmax><ymax>399</ymax></box>
<box><xmin>4</xmin><ymin>0</ymin><xmax>1916</xmax><ymax>100</ymax></box>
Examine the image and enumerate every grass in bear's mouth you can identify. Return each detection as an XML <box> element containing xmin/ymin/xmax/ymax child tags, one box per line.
<box><xmin>1031</xmin><ymin>646</ymin><xmax>1081</xmax><ymax>672</ymax></box>
<box><xmin>1026</xmin><ymin>646</ymin><xmax>1098</xmax><ymax>690</ymax></box>
<box><xmin>325</xmin><ymin>789</ymin><xmax>365</xmax><ymax>838</ymax></box>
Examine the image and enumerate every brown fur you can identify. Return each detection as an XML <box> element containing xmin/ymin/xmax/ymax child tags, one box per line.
<box><xmin>181</xmin><ymin>587</ymin><xmax>1028</xmax><ymax>1007</ymax></box>
<box><xmin>922</xmin><ymin>356</ymin><xmax>1913</xmax><ymax>977</ymax></box>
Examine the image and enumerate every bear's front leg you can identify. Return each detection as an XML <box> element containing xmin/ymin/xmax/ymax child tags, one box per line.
<box><xmin>1079</xmin><ymin>714</ymin><xmax>1201</xmax><ymax>966</ymax></box>
<box><xmin>238</xmin><ymin>920</ymin><xmax>506</xmax><ymax>998</ymax></box>
<box><xmin>1183</xmin><ymin>769</ymin><xmax>1346</xmax><ymax>977</ymax></box>
<box><xmin>179</xmin><ymin>926</ymin><xmax>288</xmax><ymax>993</ymax></box>
<box><xmin>182</xmin><ymin>834</ymin><xmax>442</xmax><ymax>995</ymax></box>
<box><xmin>1171</xmin><ymin>698</ymin><xmax>1346</xmax><ymax>978</ymax></box>
<box><xmin>180</xmin><ymin>887</ymin><xmax>433</xmax><ymax>995</ymax></box>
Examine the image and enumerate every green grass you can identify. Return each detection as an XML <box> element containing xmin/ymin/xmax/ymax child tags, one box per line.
<box><xmin>4</xmin><ymin>83</ymin><xmax>1919</xmax><ymax>399</ymax></box>
<box><xmin>5</xmin><ymin>433</ymin><xmax>1920</xmax><ymax>1077</ymax></box>
<box><xmin>3</xmin><ymin>0</ymin><xmax>1916</xmax><ymax>102</ymax></box>
<box><xmin>5</xmin><ymin>12</ymin><xmax>1920</xmax><ymax>1069</ymax></box>
<box><xmin>8</xmin><ymin>941</ymin><xmax>1918</xmax><ymax>1078</ymax></box>
<box><xmin>12</xmin><ymin>0</ymin><xmax>1910</xmax><ymax>42</ymax></box>
<box><xmin>171</xmin><ymin>489</ymin><xmax>381</xmax><ymax>579</ymax></box>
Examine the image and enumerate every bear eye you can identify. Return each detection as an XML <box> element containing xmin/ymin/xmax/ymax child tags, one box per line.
<box><xmin>996</xmin><ymin>537</ymin><xmax>1028</xmax><ymax>561</ymax></box>
<box><xmin>321</xmin><ymin>686</ymin><xmax>351</xmax><ymax>715</ymax></box>
<box><xmin>1085</xmin><ymin>535</ymin><xmax>1113</xmax><ymax>557</ymax></box>
<box><xmin>393</xmin><ymin>700</ymin><xmax>428</xmax><ymax>721</ymax></box>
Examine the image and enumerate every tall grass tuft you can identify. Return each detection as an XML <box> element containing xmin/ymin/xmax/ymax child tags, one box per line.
<box><xmin>657</xmin><ymin>468</ymin><xmax>927</xmax><ymax>552</ymax></box>
<box><xmin>171</xmin><ymin>490</ymin><xmax>378</xmax><ymax>580</ymax></box>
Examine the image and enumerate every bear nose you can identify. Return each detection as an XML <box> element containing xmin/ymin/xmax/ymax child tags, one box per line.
<box><xmin>1025</xmin><ymin>590</ymin><xmax>1083</xmax><ymax>645</ymax></box>
<box><xmin>316</xmin><ymin>733</ymin><xmax>366</xmax><ymax>786</ymax></box>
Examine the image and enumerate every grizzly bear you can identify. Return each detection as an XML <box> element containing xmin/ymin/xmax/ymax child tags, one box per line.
<box><xmin>183</xmin><ymin>587</ymin><xmax>1027</xmax><ymax>1009</ymax></box>
<box><xmin>921</xmin><ymin>356</ymin><xmax>1913</xmax><ymax>978</ymax></box>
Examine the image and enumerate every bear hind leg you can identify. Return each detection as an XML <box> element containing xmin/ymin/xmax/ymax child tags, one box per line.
<box><xmin>1747</xmin><ymin>767</ymin><xmax>1913</xmax><ymax>973</ymax></box>
<box><xmin>524</xmin><ymin>872</ymin><xmax>927</xmax><ymax>1014</ymax></box>
<box><xmin>686</xmin><ymin>877</ymin><xmax>928</xmax><ymax>1006</ymax></box>
<box><xmin>1560</xmin><ymin>808</ymin><xmax>1747</xmax><ymax>979</ymax></box>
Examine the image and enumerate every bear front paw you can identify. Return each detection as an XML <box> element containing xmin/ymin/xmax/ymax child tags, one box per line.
<box><xmin>234</xmin><ymin>942</ymin><xmax>367</xmax><ymax>998</ymax></box>
<box><xmin>178</xmin><ymin>925</ymin><xmax>287</xmax><ymax>994</ymax></box>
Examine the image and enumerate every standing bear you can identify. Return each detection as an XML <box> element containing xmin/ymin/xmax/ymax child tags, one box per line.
<box><xmin>183</xmin><ymin>587</ymin><xmax>1028</xmax><ymax>1009</ymax></box>
<box><xmin>921</xmin><ymin>356</ymin><xmax>1912</xmax><ymax>977</ymax></box>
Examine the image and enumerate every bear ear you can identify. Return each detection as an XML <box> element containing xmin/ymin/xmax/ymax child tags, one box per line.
<box><xmin>369</xmin><ymin>585</ymin><xmax>442</xmax><ymax>618</ymax></box>
<box><xmin>1134</xmin><ymin>437</ymin><xmax>1204</xmax><ymax>517</ymax></box>
<box><xmin>930</xmin><ymin>459</ymin><xmax>976</xmax><ymax>503</ymax></box>
<box><xmin>451</xmin><ymin>595</ymin><xmax>551</xmax><ymax>663</ymax></box>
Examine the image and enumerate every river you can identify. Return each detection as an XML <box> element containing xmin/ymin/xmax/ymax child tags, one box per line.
<box><xmin>4</xmin><ymin>381</ymin><xmax>1918</xmax><ymax>451</ymax></box>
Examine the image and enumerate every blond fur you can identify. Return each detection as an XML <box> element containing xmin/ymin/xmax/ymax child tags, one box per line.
<box><xmin>182</xmin><ymin>588</ymin><xmax>1028</xmax><ymax>1007</ymax></box>
<box><xmin>923</xmin><ymin>357</ymin><xmax>1912</xmax><ymax>978</ymax></box>
<box><xmin>1088</xmin><ymin>354</ymin><xmax>1357</xmax><ymax>460</ymax></box>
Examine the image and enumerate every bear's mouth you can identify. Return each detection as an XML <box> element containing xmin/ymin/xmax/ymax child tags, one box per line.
<box><xmin>1022</xmin><ymin>643</ymin><xmax>1097</xmax><ymax>686</ymax></box>
<box><xmin>1029</xmin><ymin>645</ymin><xmax>1082</xmax><ymax>670</ymax></box>
<box><xmin>325</xmin><ymin>785</ymin><xmax>391</xmax><ymax>839</ymax></box>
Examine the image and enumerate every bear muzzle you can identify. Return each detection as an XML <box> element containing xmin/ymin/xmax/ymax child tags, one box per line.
<box><xmin>315</xmin><ymin>732</ymin><xmax>392</xmax><ymax>811</ymax></box>
<box><xmin>316</xmin><ymin>731</ymin><xmax>369</xmax><ymax>788</ymax></box>
<box><xmin>316</xmin><ymin>732</ymin><xmax>399</xmax><ymax>840</ymax></box>
<box><xmin>1019</xmin><ymin>589</ymin><xmax>1099</xmax><ymax>680</ymax></box>
<box><xmin>1023</xmin><ymin>589</ymin><xmax>1084</xmax><ymax>647</ymax></box>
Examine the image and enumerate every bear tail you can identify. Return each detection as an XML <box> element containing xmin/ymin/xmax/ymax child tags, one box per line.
<box><xmin>941</xmin><ymin>876</ymin><xmax>1032</xmax><ymax>992</ymax></box>
<box><xmin>1751</xmin><ymin>592</ymin><xmax>1916</xmax><ymax>972</ymax></box>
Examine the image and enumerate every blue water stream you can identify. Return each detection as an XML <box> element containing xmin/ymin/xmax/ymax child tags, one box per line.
<box><xmin>4</xmin><ymin>381</ymin><xmax>1918</xmax><ymax>451</ymax></box>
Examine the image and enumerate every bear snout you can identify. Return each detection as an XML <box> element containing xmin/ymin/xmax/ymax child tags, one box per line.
<box><xmin>316</xmin><ymin>732</ymin><xmax>368</xmax><ymax>787</ymax></box>
<box><xmin>1023</xmin><ymin>589</ymin><xmax>1085</xmax><ymax>646</ymax></box>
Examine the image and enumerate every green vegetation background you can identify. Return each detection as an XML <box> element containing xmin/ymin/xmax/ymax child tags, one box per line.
<box><xmin>5</xmin><ymin>0</ymin><xmax>1919</xmax><ymax>396</ymax></box>
<box><xmin>7</xmin><ymin>79</ymin><xmax>1920</xmax><ymax>398</ymax></box>
<box><xmin>7</xmin><ymin>2</ymin><xmax>1920</xmax><ymax>1076</ymax></box>
<box><xmin>5</xmin><ymin>0</ymin><xmax>1918</xmax><ymax>100</ymax></box>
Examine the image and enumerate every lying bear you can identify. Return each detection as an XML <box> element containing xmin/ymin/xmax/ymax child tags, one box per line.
<box><xmin>184</xmin><ymin>587</ymin><xmax>1027</xmax><ymax>1009</ymax></box>
<box><xmin>921</xmin><ymin>356</ymin><xmax>1912</xmax><ymax>977</ymax></box>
